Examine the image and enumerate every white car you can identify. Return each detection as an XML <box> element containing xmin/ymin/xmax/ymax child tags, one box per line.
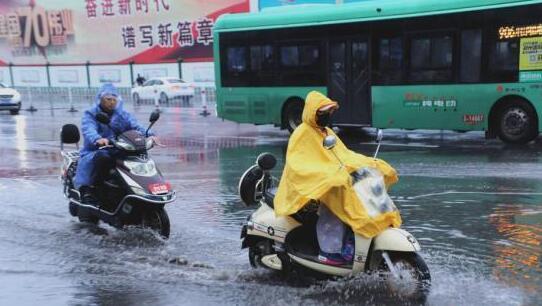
<box><xmin>0</xmin><ymin>83</ymin><xmax>22</xmax><ymax>115</ymax></box>
<box><xmin>131</xmin><ymin>77</ymin><xmax>195</xmax><ymax>104</ymax></box>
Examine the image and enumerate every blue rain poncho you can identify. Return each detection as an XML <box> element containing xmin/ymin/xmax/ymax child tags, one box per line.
<box><xmin>74</xmin><ymin>83</ymin><xmax>152</xmax><ymax>189</ymax></box>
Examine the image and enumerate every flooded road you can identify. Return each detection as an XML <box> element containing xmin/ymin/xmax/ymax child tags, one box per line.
<box><xmin>0</xmin><ymin>105</ymin><xmax>540</xmax><ymax>305</ymax></box>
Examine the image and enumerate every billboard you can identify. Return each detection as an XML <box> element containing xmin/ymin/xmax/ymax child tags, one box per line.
<box><xmin>0</xmin><ymin>0</ymin><xmax>249</xmax><ymax>65</ymax></box>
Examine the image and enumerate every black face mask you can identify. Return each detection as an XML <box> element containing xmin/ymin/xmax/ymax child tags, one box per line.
<box><xmin>99</xmin><ymin>104</ymin><xmax>114</xmax><ymax>115</ymax></box>
<box><xmin>316</xmin><ymin>112</ymin><xmax>332</xmax><ymax>127</ymax></box>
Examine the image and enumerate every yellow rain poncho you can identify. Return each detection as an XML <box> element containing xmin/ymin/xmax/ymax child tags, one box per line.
<box><xmin>274</xmin><ymin>91</ymin><xmax>402</xmax><ymax>238</ymax></box>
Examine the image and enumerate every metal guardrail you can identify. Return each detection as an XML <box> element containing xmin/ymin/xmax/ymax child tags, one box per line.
<box><xmin>13</xmin><ymin>86</ymin><xmax>216</xmax><ymax>112</ymax></box>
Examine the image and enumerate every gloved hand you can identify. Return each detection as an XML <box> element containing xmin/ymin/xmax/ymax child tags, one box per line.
<box><xmin>95</xmin><ymin>138</ymin><xmax>109</xmax><ymax>147</ymax></box>
<box><xmin>149</xmin><ymin>136</ymin><xmax>164</xmax><ymax>147</ymax></box>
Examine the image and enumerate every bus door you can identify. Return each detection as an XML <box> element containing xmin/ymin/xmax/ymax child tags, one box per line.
<box><xmin>328</xmin><ymin>38</ymin><xmax>371</xmax><ymax>126</ymax></box>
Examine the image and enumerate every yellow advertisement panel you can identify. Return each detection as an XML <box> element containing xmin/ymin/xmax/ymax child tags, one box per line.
<box><xmin>519</xmin><ymin>36</ymin><xmax>542</xmax><ymax>71</ymax></box>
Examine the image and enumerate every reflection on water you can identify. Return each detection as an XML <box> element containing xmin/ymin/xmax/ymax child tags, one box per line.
<box><xmin>490</xmin><ymin>204</ymin><xmax>542</xmax><ymax>293</ymax></box>
<box><xmin>14</xmin><ymin>115</ymin><xmax>28</xmax><ymax>169</ymax></box>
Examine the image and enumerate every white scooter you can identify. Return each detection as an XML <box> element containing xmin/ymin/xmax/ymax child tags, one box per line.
<box><xmin>239</xmin><ymin>131</ymin><xmax>431</xmax><ymax>302</ymax></box>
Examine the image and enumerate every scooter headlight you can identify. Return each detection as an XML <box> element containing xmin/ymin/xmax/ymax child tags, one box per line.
<box><xmin>124</xmin><ymin>160</ymin><xmax>157</xmax><ymax>176</ymax></box>
<box><xmin>115</xmin><ymin>138</ymin><xmax>136</xmax><ymax>151</ymax></box>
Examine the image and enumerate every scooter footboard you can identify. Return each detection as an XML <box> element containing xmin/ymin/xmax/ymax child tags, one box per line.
<box><xmin>372</xmin><ymin>228</ymin><xmax>421</xmax><ymax>252</ymax></box>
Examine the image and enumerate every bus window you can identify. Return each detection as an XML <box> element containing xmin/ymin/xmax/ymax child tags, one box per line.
<box><xmin>227</xmin><ymin>47</ymin><xmax>247</xmax><ymax>73</ymax></box>
<box><xmin>278</xmin><ymin>43</ymin><xmax>323</xmax><ymax>86</ymax></box>
<box><xmin>460</xmin><ymin>29</ymin><xmax>482</xmax><ymax>83</ymax></box>
<box><xmin>280</xmin><ymin>45</ymin><xmax>320</xmax><ymax>67</ymax></box>
<box><xmin>375</xmin><ymin>37</ymin><xmax>403</xmax><ymax>84</ymax></box>
<box><xmin>250</xmin><ymin>45</ymin><xmax>274</xmax><ymax>85</ymax></box>
<box><xmin>487</xmin><ymin>40</ymin><xmax>519</xmax><ymax>82</ymax></box>
<box><xmin>280</xmin><ymin>46</ymin><xmax>300</xmax><ymax>67</ymax></box>
<box><xmin>409</xmin><ymin>34</ymin><xmax>453</xmax><ymax>83</ymax></box>
<box><xmin>223</xmin><ymin>46</ymin><xmax>248</xmax><ymax>86</ymax></box>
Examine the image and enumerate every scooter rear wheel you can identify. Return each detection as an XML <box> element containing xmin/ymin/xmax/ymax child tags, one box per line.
<box><xmin>142</xmin><ymin>208</ymin><xmax>170</xmax><ymax>239</ymax></box>
<box><xmin>76</xmin><ymin>205</ymin><xmax>99</xmax><ymax>224</ymax></box>
<box><xmin>69</xmin><ymin>202</ymin><xmax>77</xmax><ymax>217</ymax></box>
<box><xmin>248</xmin><ymin>240</ymin><xmax>273</xmax><ymax>268</ymax></box>
<box><xmin>77</xmin><ymin>212</ymin><xmax>99</xmax><ymax>224</ymax></box>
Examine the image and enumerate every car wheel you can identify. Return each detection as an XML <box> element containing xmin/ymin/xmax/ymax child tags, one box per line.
<box><xmin>133</xmin><ymin>93</ymin><xmax>140</xmax><ymax>105</ymax></box>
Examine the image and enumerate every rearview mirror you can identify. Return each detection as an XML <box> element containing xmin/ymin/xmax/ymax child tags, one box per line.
<box><xmin>323</xmin><ymin>135</ymin><xmax>337</xmax><ymax>150</ymax></box>
<box><xmin>96</xmin><ymin>112</ymin><xmax>111</xmax><ymax>125</ymax></box>
<box><xmin>376</xmin><ymin>129</ymin><xmax>383</xmax><ymax>142</ymax></box>
<box><xmin>256</xmin><ymin>152</ymin><xmax>277</xmax><ymax>171</ymax></box>
<box><xmin>149</xmin><ymin>110</ymin><xmax>160</xmax><ymax>123</ymax></box>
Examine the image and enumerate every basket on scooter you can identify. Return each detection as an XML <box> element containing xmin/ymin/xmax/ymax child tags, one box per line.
<box><xmin>60</xmin><ymin>123</ymin><xmax>80</xmax><ymax>198</ymax></box>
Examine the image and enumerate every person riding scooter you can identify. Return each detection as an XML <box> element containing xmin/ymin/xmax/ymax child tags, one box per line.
<box><xmin>274</xmin><ymin>91</ymin><xmax>402</xmax><ymax>265</ymax></box>
<box><xmin>74</xmin><ymin>83</ymin><xmax>159</xmax><ymax>206</ymax></box>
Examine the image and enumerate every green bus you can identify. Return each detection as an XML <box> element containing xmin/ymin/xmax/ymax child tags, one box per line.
<box><xmin>213</xmin><ymin>0</ymin><xmax>542</xmax><ymax>144</ymax></box>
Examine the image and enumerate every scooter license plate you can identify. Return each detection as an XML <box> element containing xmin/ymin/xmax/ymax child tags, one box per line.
<box><xmin>148</xmin><ymin>182</ymin><xmax>170</xmax><ymax>195</ymax></box>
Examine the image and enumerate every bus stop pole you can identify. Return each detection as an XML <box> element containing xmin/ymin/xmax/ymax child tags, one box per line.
<box><xmin>68</xmin><ymin>87</ymin><xmax>77</xmax><ymax>112</ymax></box>
<box><xmin>154</xmin><ymin>90</ymin><xmax>160</xmax><ymax>113</ymax></box>
<box><xmin>199</xmin><ymin>88</ymin><xmax>210</xmax><ymax>117</ymax></box>
<box><xmin>25</xmin><ymin>87</ymin><xmax>37</xmax><ymax>112</ymax></box>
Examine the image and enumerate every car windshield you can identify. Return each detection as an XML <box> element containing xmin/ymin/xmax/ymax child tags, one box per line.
<box><xmin>167</xmin><ymin>79</ymin><xmax>184</xmax><ymax>83</ymax></box>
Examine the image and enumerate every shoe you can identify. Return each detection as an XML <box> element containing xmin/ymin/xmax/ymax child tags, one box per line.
<box><xmin>79</xmin><ymin>186</ymin><xmax>99</xmax><ymax>207</ymax></box>
<box><xmin>318</xmin><ymin>252</ymin><xmax>347</xmax><ymax>266</ymax></box>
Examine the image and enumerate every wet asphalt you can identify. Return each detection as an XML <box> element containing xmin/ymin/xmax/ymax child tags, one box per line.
<box><xmin>0</xmin><ymin>103</ymin><xmax>541</xmax><ymax>306</ymax></box>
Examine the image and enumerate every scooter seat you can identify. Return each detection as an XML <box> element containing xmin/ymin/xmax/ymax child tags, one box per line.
<box><xmin>265</xmin><ymin>187</ymin><xmax>319</xmax><ymax>225</ymax></box>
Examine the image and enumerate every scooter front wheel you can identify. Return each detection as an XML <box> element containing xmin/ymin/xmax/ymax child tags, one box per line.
<box><xmin>378</xmin><ymin>252</ymin><xmax>431</xmax><ymax>303</ymax></box>
<box><xmin>142</xmin><ymin>208</ymin><xmax>170</xmax><ymax>239</ymax></box>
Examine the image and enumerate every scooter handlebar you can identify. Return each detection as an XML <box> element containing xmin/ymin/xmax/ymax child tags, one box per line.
<box><xmin>96</xmin><ymin>138</ymin><xmax>116</xmax><ymax>150</ymax></box>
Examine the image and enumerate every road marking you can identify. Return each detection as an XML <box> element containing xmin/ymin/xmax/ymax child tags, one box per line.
<box><xmin>410</xmin><ymin>191</ymin><xmax>542</xmax><ymax>199</ymax></box>
<box><xmin>360</xmin><ymin>143</ymin><xmax>440</xmax><ymax>148</ymax></box>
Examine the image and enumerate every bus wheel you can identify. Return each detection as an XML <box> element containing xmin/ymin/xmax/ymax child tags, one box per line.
<box><xmin>283</xmin><ymin>99</ymin><xmax>304</xmax><ymax>133</ymax></box>
<box><xmin>497</xmin><ymin>100</ymin><xmax>538</xmax><ymax>144</ymax></box>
